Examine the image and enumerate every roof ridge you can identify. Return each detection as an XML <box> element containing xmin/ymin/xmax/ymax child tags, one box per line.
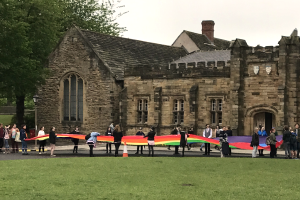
<box><xmin>81</xmin><ymin>29</ymin><xmax>183</xmax><ymax>49</ymax></box>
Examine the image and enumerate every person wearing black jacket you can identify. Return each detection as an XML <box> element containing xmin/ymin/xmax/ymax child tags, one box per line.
<box><xmin>180</xmin><ymin>131</ymin><xmax>189</xmax><ymax>157</ymax></box>
<box><xmin>49</xmin><ymin>127</ymin><xmax>57</xmax><ymax>157</ymax></box>
<box><xmin>283</xmin><ymin>125</ymin><xmax>291</xmax><ymax>159</ymax></box>
<box><xmin>144</xmin><ymin>126</ymin><xmax>156</xmax><ymax>157</ymax></box>
<box><xmin>135</xmin><ymin>127</ymin><xmax>145</xmax><ymax>154</ymax></box>
<box><xmin>251</xmin><ymin>127</ymin><xmax>259</xmax><ymax>158</ymax></box>
<box><xmin>172</xmin><ymin>125</ymin><xmax>181</xmax><ymax>155</ymax></box>
<box><xmin>71</xmin><ymin>126</ymin><xmax>80</xmax><ymax>154</ymax></box>
<box><xmin>226</xmin><ymin>126</ymin><xmax>233</xmax><ymax>155</ymax></box>
<box><xmin>105</xmin><ymin>127</ymin><xmax>113</xmax><ymax>154</ymax></box>
<box><xmin>20</xmin><ymin>124</ymin><xmax>28</xmax><ymax>155</ymax></box>
<box><xmin>113</xmin><ymin>125</ymin><xmax>123</xmax><ymax>157</ymax></box>
<box><xmin>219</xmin><ymin>126</ymin><xmax>228</xmax><ymax>158</ymax></box>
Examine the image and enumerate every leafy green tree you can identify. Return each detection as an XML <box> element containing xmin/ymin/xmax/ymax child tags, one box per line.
<box><xmin>0</xmin><ymin>0</ymin><xmax>126</xmax><ymax>126</ymax></box>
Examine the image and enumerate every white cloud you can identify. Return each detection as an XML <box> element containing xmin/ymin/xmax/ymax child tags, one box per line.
<box><xmin>115</xmin><ymin>0</ymin><xmax>300</xmax><ymax>46</ymax></box>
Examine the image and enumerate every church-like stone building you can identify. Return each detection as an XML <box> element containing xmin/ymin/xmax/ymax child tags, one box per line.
<box><xmin>38</xmin><ymin>20</ymin><xmax>300</xmax><ymax>136</ymax></box>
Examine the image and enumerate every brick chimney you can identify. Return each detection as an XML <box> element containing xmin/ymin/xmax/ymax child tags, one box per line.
<box><xmin>201</xmin><ymin>20</ymin><xmax>215</xmax><ymax>42</ymax></box>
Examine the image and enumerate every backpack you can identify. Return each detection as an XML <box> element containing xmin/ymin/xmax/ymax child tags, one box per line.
<box><xmin>265</xmin><ymin>136</ymin><xmax>271</xmax><ymax>145</ymax></box>
<box><xmin>85</xmin><ymin>133</ymin><xmax>91</xmax><ymax>140</ymax></box>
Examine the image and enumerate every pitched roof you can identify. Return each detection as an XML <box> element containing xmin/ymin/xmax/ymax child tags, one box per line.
<box><xmin>78</xmin><ymin>29</ymin><xmax>187</xmax><ymax>80</ymax></box>
<box><xmin>171</xmin><ymin>50</ymin><xmax>230</xmax><ymax>64</ymax></box>
<box><xmin>184</xmin><ymin>31</ymin><xmax>231</xmax><ymax>50</ymax></box>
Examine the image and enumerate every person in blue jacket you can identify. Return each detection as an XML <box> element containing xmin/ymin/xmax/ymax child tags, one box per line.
<box><xmin>86</xmin><ymin>132</ymin><xmax>100</xmax><ymax>157</ymax></box>
<box><xmin>20</xmin><ymin>124</ymin><xmax>28</xmax><ymax>155</ymax></box>
<box><xmin>258</xmin><ymin>126</ymin><xmax>267</xmax><ymax>156</ymax></box>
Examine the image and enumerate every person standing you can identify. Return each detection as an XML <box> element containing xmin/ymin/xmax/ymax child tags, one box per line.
<box><xmin>86</xmin><ymin>132</ymin><xmax>100</xmax><ymax>157</ymax></box>
<box><xmin>219</xmin><ymin>126</ymin><xmax>228</xmax><ymax>158</ymax></box>
<box><xmin>251</xmin><ymin>127</ymin><xmax>259</xmax><ymax>158</ymax></box>
<box><xmin>290</xmin><ymin>129</ymin><xmax>298</xmax><ymax>159</ymax></box>
<box><xmin>113</xmin><ymin>125</ymin><xmax>123</xmax><ymax>157</ymax></box>
<box><xmin>269</xmin><ymin>128</ymin><xmax>277</xmax><ymax>158</ymax></box>
<box><xmin>273</xmin><ymin>127</ymin><xmax>278</xmax><ymax>157</ymax></box>
<box><xmin>135</xmin><ymin>127</ymin><xmax>145</xmax><ymax>154</ymax></box>
<box><xmin>20</xmin><ymin>124</ymin><xmax>28</xmax><ymax>155</ymax></box>
<box><xmin>4</xmin><ymin>125</ymin><xmax>10</xmax><ymax>154</ymax></box>
<box><xmin>186</xmin><ymin>127</ymin><xmax>194</xmax><ymax>150</ymax></box>
<box><xmin>226</xmin><ymin>126</ymin><xmax>232</xmax><ymax>155</ymax></box>
<box><xmin>105</xmin><ymin>127</ymin><xmax>113</xmax><ymax>154</ymax></box>
<box><xmin>295</xmin><ymin>123</ymin><xmax>300</xmax><ymax>158</ymax></box>
<box><xmin>168</xmin><ymin>127</ymin><xmax>177</xmax><ymax>150</ymax></box>
<box><xmin>258</xmin><ymin>126</ymin><xmax>267</xmax><ymax>156</ymax></box>
<box><xmin>0</xmin><ymin>123</ymin><xmax>4</xmax><ymax>153</ymax></box>
<box><xmin>71</xmin><ymin>126</ymin><xmax>80</xmax><ymax>154</ymax></box>
<box><xmin>173</xmin><ymin>125</ymin><xmax>181</xmax><ymax>155</ymax></box>
<box><xmin>180</xmin><ymin>130</ymin><xmax>189</xmax><ymax>157</ymax></box>
<box><xmin>49</xmin><ymin>127</ymin><xmax>57</xmax><ymax>157</ymax></box>
<box><xmin>144</xmin><ymin>126</ymin><xmax>156</xmax><ymax>157</ymax></box>
<box><xmin>282</xmin><ymin>125</ymin><xmax>291</xmax><ymax>159</ymax></box>
<box><xmin>10</xmin><ymin>124</ymin><xmax>18</xmax><ymax>153</ymax></box>
<box><xmin>203</xmin><ymin>124</ymin><xmax>212</xmax><ymax>155</ymax></box>
<box><xmin>38</xmin><ymin>127</ymin><xmax>46</xmax><ymax>154</ymax></box>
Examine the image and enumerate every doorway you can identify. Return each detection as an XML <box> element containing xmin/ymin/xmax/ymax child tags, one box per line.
<box><xmin>253</xmin><ymin>112</ymin><xmax>275</xmax><ymax>134</ymax></box>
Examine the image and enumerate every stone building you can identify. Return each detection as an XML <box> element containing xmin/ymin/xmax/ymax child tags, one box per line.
<box><xmin>38</xmin><ymin>20</ymin><xmax>300</xmax><ymax>136</ymax></box>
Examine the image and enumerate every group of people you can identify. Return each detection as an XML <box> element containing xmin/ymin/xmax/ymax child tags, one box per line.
<box><xmin>87</xmin><ymin>123</ymin><xmax>157</xmax><ymax>157</ymax></box>
<box><xmin>251</xmin><ymin>123</ymin><xmax>300</xmax><ymax>159</ymax></box>
<box><xmin>0</xmin><ymin>123</ymin><xmax>57</xmax><ymax>157</ymax></box>
<box><xmin>4</xmin><ymin>121</ymin><xmax>300</xmax><ymax>159</ymax></box>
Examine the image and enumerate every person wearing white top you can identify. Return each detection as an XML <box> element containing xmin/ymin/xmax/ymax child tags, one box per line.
<box><xmin>38</xmin><ymin>127</ymin><xmax>46</xmax><ymax>154</ymax></box>
<box><xmin>203</xmin><ymin>124</ymin><xmax>212</xmax><ymax>155</ymax></box>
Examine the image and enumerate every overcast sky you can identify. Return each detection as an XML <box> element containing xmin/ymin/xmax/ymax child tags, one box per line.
<box><xmin>115</xmin><ymin>0</ymin><xmax>300</xmax><ymax>47</ymax></box>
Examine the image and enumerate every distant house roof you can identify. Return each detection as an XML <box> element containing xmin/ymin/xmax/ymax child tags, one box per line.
<box><xmin>78</xmin><ymin>28</ymin><xmax>187</xmax><ymax>80</ymax></box>
<box><xmin>171</xmin><ymin>50</ymin><xmax>230</xmax><ymax>64</ymax></box>
<box><xmin>184</xmin><ymin>31</ymin><xmax>231</xmax><ymax>50</ymax></box>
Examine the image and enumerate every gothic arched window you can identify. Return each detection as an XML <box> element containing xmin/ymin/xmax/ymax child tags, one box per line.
<box><xmin>63</xmin><ymin>74</ymin><xmax>83</xmax><ymax>121</ymax></box>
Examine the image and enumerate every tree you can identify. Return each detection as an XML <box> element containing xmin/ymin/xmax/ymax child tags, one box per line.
<box><xmin>0</xmin><ymin>0</ymin><xmax>126</xmax><ymax>126</ymax></box>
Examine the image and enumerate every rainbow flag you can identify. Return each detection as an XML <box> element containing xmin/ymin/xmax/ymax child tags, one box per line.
<box><xmin>25</xmin><ymin>134</ymin><xmax>283</xmax><ymax>151</ymax></box>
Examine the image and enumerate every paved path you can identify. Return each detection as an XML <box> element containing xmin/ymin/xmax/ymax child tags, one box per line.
<box><xmin>0</xmin><ymin>144</ymin><xmax>288</xmax><ymax>161</ymax></box>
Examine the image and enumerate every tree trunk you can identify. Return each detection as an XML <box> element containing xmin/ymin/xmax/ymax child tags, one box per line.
<box><xmin>16</xmin><ymin>95</ymin><xmax>25</xmax><ymax>127</ymax></box>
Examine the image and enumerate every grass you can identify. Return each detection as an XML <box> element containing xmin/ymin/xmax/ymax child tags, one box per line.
<box><xmin>0</xmin><ymin>157</ymin><xmax>299</xmax><ymax>200</ymax></box>
<box><xmin>0</xmin><ymin>115</ymin><xmax>13</xmax><ymax>125</ymax></box>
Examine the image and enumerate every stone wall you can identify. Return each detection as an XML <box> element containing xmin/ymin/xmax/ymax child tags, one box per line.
<box><xmin>37</xmin><ymin>27</ymin><xmax>121</xmax><ymax>135</ymax></box>
<box><xmin>123</xmin><ymin>71</ymin><xmax>231</xmax><ymax>136</ymax></box>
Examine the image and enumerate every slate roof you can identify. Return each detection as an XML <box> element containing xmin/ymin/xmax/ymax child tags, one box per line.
<box><xmin>171</xmin><ymin>50</ymin><xmax>230</xmax><ymax>64</ymax></box>
<box><xmin>78</xmin><ymin>28</ymin><xmax>187</xmax><ymax>80</ymax></box>
<box><xmin>184</xmin><ymin>31</ymin><xmax>231</xmax><ymax>50</ymax></box>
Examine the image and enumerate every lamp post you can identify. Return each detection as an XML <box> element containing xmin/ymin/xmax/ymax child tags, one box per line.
<box><xmin>33</xmin><ymin>94</ymin><xmax>40</xmax><ymax>149</ymax></box>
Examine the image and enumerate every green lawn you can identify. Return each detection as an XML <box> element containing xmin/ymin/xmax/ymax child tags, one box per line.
<box><xmin>0</xmin><ymin>157</ymin><xmax>299</xmax><ymax>200</ymax></box>
<box><xmin>0</xmin><ymin>115</ymin><xmax>13</xmax><ymax>126</ymax></box>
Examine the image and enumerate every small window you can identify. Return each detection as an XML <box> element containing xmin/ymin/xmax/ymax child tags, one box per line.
<box><xmin>211</xmin><ymin>112</ymin><xmax>216</xmax><ymax>124</ymax></box>
<box><xmin>218</xmin><ymin>113</ymin><xmax>222</xmax><ymax>124</ymax></box>
<box><xmin>174</xmin><ymin>100</ymin><xmax>178</xmax><ymax>111</ymax></box>
<box><xmin>174</xmin><ymin>112</ymin><xmax>178</xmax><ymax>124</ymax></box>
<box><xmin>180</xmin><ymin>100</ymin><xmax>184</xmax><ymax>111</ymax></box>
<box><xmin>211</xmin><ymin>99</ymin><xmax>216</xmax><ymax>111</ymax></box>
<box><xmin>173</xmin><ymin>99</ymin><xmax>184</xmax><ymax>124</ymax></box>
<box><xmin>144</xmin><ymin>100</ymin><xmax>148</xmax><ymax>111</ymax></box>
<box><xmin>137</xmin><ymin>99</ymin><xmax>148</xmax><ymax>123</ymax></box>
<box><xmin>218</xmin><ymin>100</ymin><xmax>222</xmax><ymax>111</ymax></box>
<box><xmin>144</xmin><ymin>112</ymin><xmax>148</xmax><ymax>123</ymax></box>
<box><xmin>211</xmin><ymin>98</ymin><xmax>222</xmax><ymax>124</ymax></box>
<box><xmin>138</xmin><ymin>100</ymin><xmax>143</xmax><ymax>111</ymax></box>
